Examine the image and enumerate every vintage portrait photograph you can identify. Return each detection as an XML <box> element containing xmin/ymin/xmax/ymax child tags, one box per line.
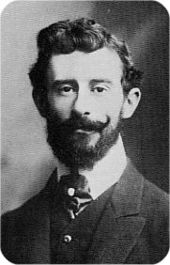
<box><xmin>1</xmin><ymin>0</ymin><xmax>169</xmax><ymax>264</ymax></box>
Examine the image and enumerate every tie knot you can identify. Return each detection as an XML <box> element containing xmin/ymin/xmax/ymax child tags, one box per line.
<box><xmin>58</xmin><ymin>173</ymin><xmax>92</xmax><ymax>219</ymax></box>
<box><xmin>59</xmin><ymin>173</ymin><xmax>91</xmax><ymax>197</ymax></box>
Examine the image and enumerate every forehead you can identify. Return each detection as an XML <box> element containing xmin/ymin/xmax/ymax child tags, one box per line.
<box><xmin>48</xmin><ymin>47</ymin><xmax>123</xmax><ymax>81</ymax></box>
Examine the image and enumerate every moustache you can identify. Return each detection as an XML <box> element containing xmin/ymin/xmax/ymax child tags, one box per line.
<box><xmin>48</xmin><ymin>112</ymin><xmax>110</xmax><ymax>133</ymax></box>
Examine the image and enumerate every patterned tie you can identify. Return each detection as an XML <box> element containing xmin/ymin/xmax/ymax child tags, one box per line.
<box><xmin>58</xmin><ymin>173</ymin><xmax>93</xmax><ymax>219</ymax></box>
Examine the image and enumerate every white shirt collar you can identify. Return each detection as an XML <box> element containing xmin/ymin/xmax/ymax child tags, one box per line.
<box><xmin>56</xmin><ymin>135</ymin><xmax>127</xmax><ymax>199</ymax></box>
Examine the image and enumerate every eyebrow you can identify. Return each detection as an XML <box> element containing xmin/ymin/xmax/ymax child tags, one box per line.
<box><xmin>52</xmin><ymin>79</ymin><xmax>112</xmax><ymax>84</ymax></box>
<box><xmin>89</xmin><ymin>79</ymin><xmax>113</xmax><ymax>86</ymax></box>
<box><xmin>51</xmin><ymin>79</ymin><xmax>78</xmax><ymax>88</ymax></box>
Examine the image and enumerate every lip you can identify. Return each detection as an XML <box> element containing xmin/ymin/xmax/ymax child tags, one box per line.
<box><xmin>75</xmin><ymin>129</ymin><xmax>95</xmax><ymax>135</ymax></box>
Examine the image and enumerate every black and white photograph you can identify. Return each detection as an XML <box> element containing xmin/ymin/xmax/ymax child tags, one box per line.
<box><xmin>1</xmin><ymin>0</ymin><xmax>169</xmax><ymax>264</ymax></box>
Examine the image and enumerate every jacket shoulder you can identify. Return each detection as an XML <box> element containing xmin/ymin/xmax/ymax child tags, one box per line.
<box><xmin>2</xmin><ymin>188</ymin><xmax>47</xmax><ymax>222</ymax></box>
<box><xmin>141</xmin><ymin>177</ymin><xmax>169</xmax><ymax>216</ymax></box>
<box><xmin>1</xmin><ymin>188</ymin><xmax>49</xmax><ymax>263</ymax></box>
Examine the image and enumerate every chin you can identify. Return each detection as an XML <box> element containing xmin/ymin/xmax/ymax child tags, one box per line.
<box><xmin>47</xmin><ymin>115</ymin><xmax>122</xmax><ymax>170</ymax></box>
<box><xmin>72</xmin><ymin>131</ymin><xmax>100</xmax><ymax>148</ymax></box>
<box><xmin>88</xmin><ymin>132</ymin><xmax>100</xmax><ymax>147</ymax></box>
<box><xmin>48</xmin><ymin>130</ymin><xmax>120</xmax><ymax>170</ymax></box>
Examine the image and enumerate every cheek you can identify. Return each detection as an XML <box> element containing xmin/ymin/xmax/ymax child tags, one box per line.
<box><xmin>101</xmin><ymin>91</ymin><xmax>124</xmax><ymax>119</ymax></box>
<box><xmin>48</xmin><ymin>93</ymin><xmax>73</xmax><ymax>120</ymax></box>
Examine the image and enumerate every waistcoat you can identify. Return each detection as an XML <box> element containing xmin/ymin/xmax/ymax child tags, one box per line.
<box><xmin>49</xmin><ymin>181</ymin><xmax>114</xmax><ymax>264</ymax></box>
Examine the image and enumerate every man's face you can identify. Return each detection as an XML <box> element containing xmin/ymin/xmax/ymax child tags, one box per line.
<box><xmin>46</xmin><ymin>48</ymin><xmax>125</xmax><ymax>169</ymax></box>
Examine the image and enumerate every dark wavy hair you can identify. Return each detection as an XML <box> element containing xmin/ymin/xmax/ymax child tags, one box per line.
<box><xmin>29</xmin><ymin>18</ymin><xmax>143</xmax><ymax>115</ymax></box>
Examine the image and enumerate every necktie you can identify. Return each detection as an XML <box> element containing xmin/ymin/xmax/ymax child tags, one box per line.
<box><xmin>58</xmin><ymin>173</ymin><xmax>93</xmax><ymax>219</ymax></box>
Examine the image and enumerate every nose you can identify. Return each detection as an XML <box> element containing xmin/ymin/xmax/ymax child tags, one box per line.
<box><xmin>73</xmin><ymin>90</ymin><xmax>91</xmax><ymax>116</ymax></box>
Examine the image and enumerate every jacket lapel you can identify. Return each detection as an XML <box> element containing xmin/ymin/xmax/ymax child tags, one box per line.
<box><xmin>87</xmin><ymin>161</ymin><xmax>146</xmax><ymax>264</ymax></box>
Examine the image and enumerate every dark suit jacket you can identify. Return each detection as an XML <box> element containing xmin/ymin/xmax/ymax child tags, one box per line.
<box><xmin>1</xmin><ymin>162</ymin><xmax>169</xmax><ymax>264</ymax></box>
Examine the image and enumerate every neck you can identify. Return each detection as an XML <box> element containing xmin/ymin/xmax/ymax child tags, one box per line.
<box><xmin>56</xmin><ymin>135</ymin><xmax>127</xmax><ymax>199</ymax></box>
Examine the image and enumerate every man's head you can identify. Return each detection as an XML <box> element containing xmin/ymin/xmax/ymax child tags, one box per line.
<box><xmin>29</xmin><ymin>18</ymin><xmax>142</xmax><ymax>170</ymax></box>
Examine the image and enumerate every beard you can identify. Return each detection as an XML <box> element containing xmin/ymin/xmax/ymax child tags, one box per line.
<box><xmin>46</xmin><ymin>110</ymin><xmax>122</xmax><ymax>170</ymax></box>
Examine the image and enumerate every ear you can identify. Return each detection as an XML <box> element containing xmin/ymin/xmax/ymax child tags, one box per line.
<box><xmin>32</xmin><ymin>90</ymin><xmax>48</xmax><ymax>118</ymax></box>
<box><xmin>121</xmin><ymin>88</ymin><xmax>141</xmax><ymax>119</ymax></box>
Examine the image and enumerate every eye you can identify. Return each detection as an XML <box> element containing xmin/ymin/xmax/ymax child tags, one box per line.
<box><xmin>92</xmin><ymin>86</ymin><xmax>107</xmax><ymax>93</ymax></box>
<box><xmin>62</xmin><ymin>86</ymin><xmax>73</xmax><ymax>92</ymax></box>
<box><xmin>58</xmin><ymin>85</ymin><xmax>75</xmax><ymax>96</ymax></box>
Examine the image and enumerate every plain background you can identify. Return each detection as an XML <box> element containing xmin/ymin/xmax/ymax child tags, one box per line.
<box><xmin>1</xmin><ymin>1</ymin><xmax>169</xmax><ymax>214</ymax></box>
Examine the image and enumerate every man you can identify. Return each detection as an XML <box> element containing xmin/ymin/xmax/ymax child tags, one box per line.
<box><xmin>1</xmin><ymin>18</ymin><xmax>169</xmax><ymax>264</ymax></box>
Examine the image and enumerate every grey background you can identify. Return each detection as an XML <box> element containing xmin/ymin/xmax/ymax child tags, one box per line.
<box><xmin>1</xmin><ymin>1</ymin><xmax>169</xmax><ymax>214</ymax></box>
